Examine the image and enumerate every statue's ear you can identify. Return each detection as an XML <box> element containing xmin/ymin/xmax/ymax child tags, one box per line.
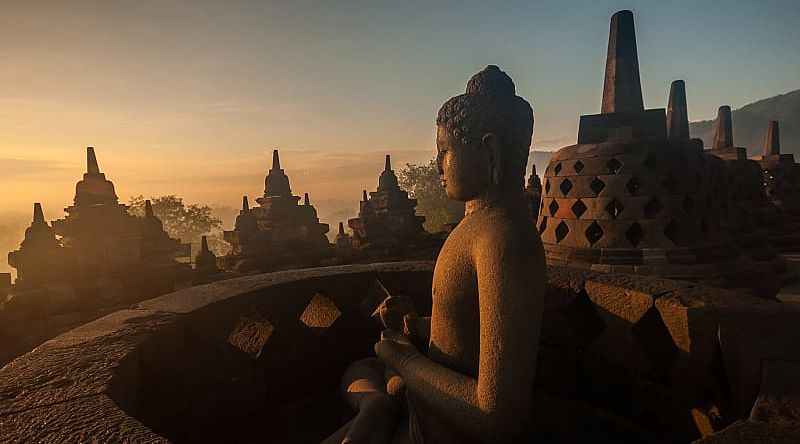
<box><xmin>481</xmin><ymin>133</ymin><xmax>503</xmax><ymax>186</ymax></box>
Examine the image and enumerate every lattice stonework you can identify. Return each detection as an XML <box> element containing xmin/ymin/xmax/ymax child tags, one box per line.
<box><xmin>536</xmin><ymin>138</ymin><xmax>747</xmax><ymax>282</ymax></box>
<box><xmin>299</xmin><ymin>292</ymin><xmax>342</xmax><ymax>332</ymax></box>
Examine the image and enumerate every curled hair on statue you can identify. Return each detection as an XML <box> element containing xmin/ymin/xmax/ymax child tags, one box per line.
<box><xmin>436</xmin><ymin>65</ymin><xmax>534</xmax><ymax>189</ymax></box>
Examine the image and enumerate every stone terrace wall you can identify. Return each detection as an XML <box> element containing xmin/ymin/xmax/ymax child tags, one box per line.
<box><xmin>0</xmin><ymin>262</ymin><xmax>798</xmax><ymax>443</ymax></box>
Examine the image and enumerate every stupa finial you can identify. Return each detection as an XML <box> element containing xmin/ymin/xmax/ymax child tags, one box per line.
<box><xmin>87</xmin><ymin>146</ymin><xmax>100</xmax><ymax>175</ymax></box>
<box><xmin>764</xmin><ymin>120</ymin><xmax>781</xmax><ymax>156</ymax></box>
<box><xmin>385</xmin><ymin>154</ymin><xmax>392</xmax><ymax>172</ymax></box>
<box><xmin>33</xmin><ymin>203</ymin><xmax>45</xmax><ymax>224</ymax></box>
<box><xmin>242</xmin><ymin>196</ymin><xmax>250</xmax><ymax>211</ymax></box>
<box><xmin>713</xmin><ymin>106</ymin><xmax>734</xmax><ymax>149</ymax></box>
<box><xmin>272</xmin><ymin>149</ymin><xmax>281</xmax><ymax>170</ymax></box>
<box><xmin>601</xmin><ymin>10</ymin><xmax>644</xmax><ymax>113</ymax></box>
<box><xmin>144</xmin><ymin>200</ymin><xmax>154</xmax><ymax>217</ymax></box>
<box><xmin>667</xmin><ymin>80</ymin><xmax>689</xmax><ymax>138</ymax></box>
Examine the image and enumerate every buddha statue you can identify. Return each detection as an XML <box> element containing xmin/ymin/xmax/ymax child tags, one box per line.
<box><xmin>324</xmin><ymin>65</ymin><xmax>546</xmax><ymax>444</ymax></box>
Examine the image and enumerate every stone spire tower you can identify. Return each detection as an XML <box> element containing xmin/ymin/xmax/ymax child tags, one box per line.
<box><xmin>223</xmin><ymin>150</ymin><xmax>331</xmax><ymax>272</ymax></box>
<box><xmin>764</xmin><ymin>121</ymin><xmax>781</xmax><ymax>156</ymax></box>
<box><xmin>347</xmin><ymin>154</ymin><xmax>426</xmax><ymax>252</ymax></box>
<box><xmin>666</xmin><ymin>80</ymin><xmax>689</xmax><ymax>139</ymax></box>
<box><xmin>755</xmin><ymin>120</ymin><xmax>800</xmax><ymax>230</ymax></box>
<box><xmin>712</xmin><ymin>106</ymin><xmax>734</xmax><ymax>149</ymax></box>
<box><xmin>706</xmin><ymin>106</ymin><xmax>748</xmax><ymax>159</ymax></box>
<box><xmin>47</xmin><ymin>147</ymin><xmax>190</xmax><ymax>294</ymax></box>
<box><xmin>8</xmin><ymin>203</ymin><xmax>67</xmax><ymax>287</ymax></box>
<box><xmin>601</xmin><ymin>10</ymin><xmax>644</xmax><ymax>114</ymax></box>
<box><xmin>194</xmin><ymin>235</ymin><xmax>218</xmax><ymax>275</ymax></box>
<box><xmin>538</xmin><ymin>11</ymin><xmax>766</xmax><ymax>295</ymax></box>
<box><xmin>264</xmin><ymin>149</ymin><xmax>292</xmax><ymax>198</ymax></box>
<box><xmin>525</xmin><ymin>164</ymin><xmax>543</xmax><ymax>220</ymax></box>
<box><xmin>74</xmin><ymin>147</ymin><xmax>118</xmax><ymax>206</ymax></box>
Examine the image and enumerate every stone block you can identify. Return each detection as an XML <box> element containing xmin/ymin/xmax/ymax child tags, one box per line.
<box><xmin>750</xmin><ymin>359</ymin><xmax>800</xmax><ymax>426</ymax></box>
<box><xmin>718</xmin><ymin>313</ymin><xmax>800</xmax><ymax>418</ymax></box>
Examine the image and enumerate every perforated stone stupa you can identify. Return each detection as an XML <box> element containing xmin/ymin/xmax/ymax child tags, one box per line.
<box><xmin>755</xmin><ymin>121</ymin><xmax>800</xmax><ymax>229</ymax></box>
<box><xmin>705</xmin><ymin>109</ymin><xmax>800</xmax><ymax>255</ymax></box>
<box><xmin>222</xmin><ymin>150</ymin><xmax>331</xmax><ymax>272</ymax></box>
<box><xmin>537</xmin><ymin>11</ymin><xmax>756</xmax><ymax>289</ymax></box>
<box><xmin>347</xmin><ymin>155</ymin><xmax>427</xmax><ymax>252</ymax></box>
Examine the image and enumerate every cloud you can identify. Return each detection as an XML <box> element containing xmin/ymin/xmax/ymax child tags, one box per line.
<box><xmin>0</xmin><ymin>158</ymin><xmax>73</xmax><ymax>177</ymax></box>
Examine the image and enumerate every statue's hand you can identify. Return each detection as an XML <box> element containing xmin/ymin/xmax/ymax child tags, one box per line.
<box><xmin>374</xmin><ymin>295</ymin><xmax>417</xmax><ymax>331</ymax></box>
<box><xmin>375</xmin><ymin>329</ymin><xmax>421</xmax><ymax>372</ymax></box>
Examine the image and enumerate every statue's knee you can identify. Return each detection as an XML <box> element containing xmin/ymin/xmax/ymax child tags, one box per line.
<box><xmin>341</xmin><ymin>358</ymin><xmax>386</xmax><ymax>403</ymax></box>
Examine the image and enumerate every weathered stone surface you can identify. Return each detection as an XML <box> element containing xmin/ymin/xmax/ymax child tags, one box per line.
<box><xmin>693</xmin><ymin>420</ymin><xmax>800</xmax><ymax>444</ymax></box>
<box><xmin>656</xmin><ymin>286</ymin><xmax>780</xmax><ymax>391</ymax></box>
<box><xmin>299</xmin><ymin>293</ymin><xmax>342</xmax><ymax>332</ymax></box>
<box><xmin>0</xmin><ymin>394</ymin><xmax>167</xmax><ymax>444</ymax></box>
<box><xmin>750</xmin><ymin>359</ymin><xmax>800</xmax><ymax>426</ymax></box>
<box><xmin>134</xmin><ymin>282</ymin><xmax>242</xmax><ymax>314</ymax></box>
<box><xmin>227</xmin><ymin>304</ymin><xmax>275</xmax><ymax>359</ymax></box>
<box><xmin>719</xmin><ymin>314</ymin><xmax>800</xmax><ymax>418</ymax></box>
<box><xmin>0</xmin><ymin>308</ymin><xmax>174</xmax><ymax>416</ymax></box>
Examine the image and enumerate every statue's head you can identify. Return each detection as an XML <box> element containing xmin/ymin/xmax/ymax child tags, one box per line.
<box><xmin>436</xmin><ymin>65</ymin><xmax>533</xmax><ymax>201</ymax></box>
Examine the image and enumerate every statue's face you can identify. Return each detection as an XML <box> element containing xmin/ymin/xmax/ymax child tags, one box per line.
<box><xmin>436</xmin><ymin>125</ymin><xmax>491</xmax><ymax>201</ymax></box>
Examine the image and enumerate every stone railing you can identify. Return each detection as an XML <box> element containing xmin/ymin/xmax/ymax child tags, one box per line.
<box><xmin>0</xmin><ymin>262</ymin><xmax>798</xmax><ymax>443</ymax></box>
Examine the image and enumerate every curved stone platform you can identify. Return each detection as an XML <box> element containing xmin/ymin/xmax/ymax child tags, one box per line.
<box><xmin>0</xmin><ymin>262</ymin><xmax>798</xmax><ymax>443</ymax></box>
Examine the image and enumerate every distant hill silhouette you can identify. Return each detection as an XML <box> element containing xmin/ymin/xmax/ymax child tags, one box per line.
<box><xmin>690</xmin><ymin>89</ymin><xmax>800</xmax><ymax>156</ymax></box>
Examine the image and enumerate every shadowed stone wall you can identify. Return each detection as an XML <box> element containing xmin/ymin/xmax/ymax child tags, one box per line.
<box><xmin>0</xmin><ymin>262</ymin><xmax>798</xmax><ymax>443</ymax></box>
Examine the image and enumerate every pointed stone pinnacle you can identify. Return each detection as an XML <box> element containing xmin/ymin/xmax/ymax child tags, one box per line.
<box><xmin>362</xmin><ymin>190</ymin><xmax>368</xmax><ymax>202</ymax></box>
<box><xmin>764</xmin><ymin>120</ymin><xmax>781</xmax><ymax>156</ymax></box>
<box><xmin>87</xmin><ymin>147</ymin><xmax>100</xmax><ymax>175</ymax></box>
<box><xmin>601</xmin><ymin>10</ymin><xmax>644</xmax><ymax>114</ymax></box>
<box><xmin>667</xmin><ymin>80</ymin><xmax>689</xmax><ymax>138</ymax></box>
<box><xmin>531</xmin><ymin>164</ymin><xmax>537</xmax><ymax>176</ymax></box>
<box><xmin>385</xmin><ymin>154</ymin><xmax>392</xmax><ymax>172</ymax></box>
<box><xmin>145</xmin><ymin>200</ymin><xmax>154</xmax><ymax>217</ymax></box>
<box><xmin>33</xmin><ymin>203</ymin><xmax>45</xmax><ymax>224</ymax></box>
<box><xmin>272</xmin><ymin>149</ymin><xmax>281</xmax><ymax>170</ymax></box>
<box><xmin>304</xmin><ymin>193</ymin><xmax>310</xmax><ymax>205</ymax></box>
<box><xmin>338</xmin><ymin>221</ymin><xmax>345</xmax><ymax>235</ymax></box>
<box><xmin>242</xmin><ymin>196</ymin><xmax>250</xmax><ymax>211</ymax></box>
<box><xmin>713</xmin><ymin>106</ymin><xmax>734</xmax><ymax>149</ymax></box>
<box><xmin>201</xmin><ymin>235</ymin><xmax>209</xmax><ymax>252</ymax></box>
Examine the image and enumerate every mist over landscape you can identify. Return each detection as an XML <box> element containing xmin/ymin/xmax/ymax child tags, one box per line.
<box><xmin>3</xmin><ymin>84</ymin><xmax>799</xmax><ymax>278</ymax></box>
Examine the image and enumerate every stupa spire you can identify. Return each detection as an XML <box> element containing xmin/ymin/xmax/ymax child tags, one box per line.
<box><xmin>713</xmin><ymin>106</ymin><xmax>734</xmax><ymax>149</ymax></box>
<box><xmin>33</xmin><ymin>203</ymin><xmax>45</xmax><ymax>224</ymax></box>
<box><xmin>362</xmin><ymin>190</ymin><xmax>368</xmax><ymax>202</ymax></box>
<box><xmin>601</xmin><ymin>10</ymin><xmax>644</xmax><ymax>114</ymax></box>
<box><xmin>272</xmin><ymin>149</ymin><xmax>281</xmax><ymax>170</ymax></box>
<box><xmin>201</xmin><ymin>235</ymin><xmax>210</xmax><ymax>252</ymax></box>
<box><xmin>264</xmin><ymin>149</ymin><xmax>292</xmax><ymax>197</ymax></box>
<box><xmin>385</xmin><ymin>154</ymin><xmax>392</xmax><ymax>172</ymax></box>
<box><xmin>338</xmin><ymin>221</ymin><xmax>345</xmax><ymax>235</ymax></box>
<box><xmin>87</xmin><ymin>146</ymin><xmax>100</xmax><ymax>175</ymax></box>
<box><xmin>764</xmin><ymin>121</ymin><xmax>781</xmax><ymax>156</ymax></box>
<box><xmin>667</xmin><ymin>80</ymin><xmax>689</xmax><ymax>138</ymax></box>
<box><xmin>144</xmin><ymin>200</ymin><xmax>154</xmax><ymax>217</ymax></box>
<box><xmin>242</xmin><ymin>196</ymin><xmax>250</xmax><ymax>211</ymax></box>
<box><xmin>304</xmin><ymin>193</ymin><xmax>310</xmax><ymax>205</ymax></box>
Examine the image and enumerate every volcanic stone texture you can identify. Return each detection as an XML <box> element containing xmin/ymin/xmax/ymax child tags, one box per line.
<box><xmin>538</xmin><ymin>138</ymin><xmax>760</xmax><ymax>290</ymax></box>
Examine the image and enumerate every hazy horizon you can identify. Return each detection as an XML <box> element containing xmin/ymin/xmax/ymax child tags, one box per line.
<box><xmin>2</xmin><ymin>0</ymin><xmax>799</xmax><ymax>275</ymax></box>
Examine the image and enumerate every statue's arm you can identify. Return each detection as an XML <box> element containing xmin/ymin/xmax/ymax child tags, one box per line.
<box><xmin>376</xmin><ymin>236</ymin><xmax>545</xmax><ymax>442</ymax></box>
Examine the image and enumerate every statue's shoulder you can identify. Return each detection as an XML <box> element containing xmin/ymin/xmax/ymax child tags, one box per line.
<box><xmin>474</xmin><ymin>206</ymin><xmax>538</xmax><ymax>249</ymax></box>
